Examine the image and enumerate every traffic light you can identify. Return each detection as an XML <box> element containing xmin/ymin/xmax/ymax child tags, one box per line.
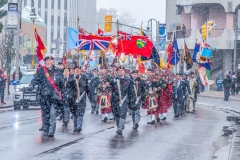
<box><xmin>104</xmin><ymin>15</ymin><xmax>112</xmax><ymax>32</ymax></box>
<box><xmin>201</xmin><ymin>23</ymin><xmax>207</xmax><ymax>39</ymax></box>
<box><xmin>208</xmin><ymin>20</ymin><xmax>214</xmax><ymax>35</ymax></box>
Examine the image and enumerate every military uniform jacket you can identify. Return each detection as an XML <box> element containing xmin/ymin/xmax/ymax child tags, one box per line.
<box><xmin>88</xmin><ymin>76</ymin><xmax>99</xmax><ymax>101</ymax></box>
<box><xmin>31</xmin><ymin>66</ymin><xmax>64</xmax><ymax>100</ymax></box>
<box><xmin>133</xmin><ymin>77</ymin><xmax>146</xmax><ymax>103</ymax></box>
<box><xmin>62</xmin><ymin>76</ymin><xmax>76</xmax><ymax>102</ymax></box>
<box><xmin>183</xmin><ymin>78</ymin><xmax>191</xmax><ymax>96</ymax></box>
<box><xmin>111</xmin><ymin>76</ymin><xmax>135</xmax><ymax>115</ymax></box>
<box><xmin>172</xmin><ymin>79</ymin><xmax>185</xmax><ymax>100</ymax></box>
<box><xmin>97</xmin><ymin>74</ymin><xmax>113</xmax><ymax>95</ymax></box>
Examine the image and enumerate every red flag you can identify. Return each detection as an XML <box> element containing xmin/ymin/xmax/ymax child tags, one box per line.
<box><xmin>34</xmin><ymin>28</ymin><xmax>62</xmax><ymax>100</ymax></box>
<box><xmin>166</xmin><ymin>43</ymin><xmax>173</xmax><ymax>70</ymax></box>
<box><xmin>117</xmin><ymin>31</ymin><xmax>132</xmax><ymax>56</ymax></box>
<box><xmin>130</xmin><ymin>36</ymin><xmax>153</xmax><ymax>58</ymax></box>
<box><xmin>138</xmin><ymin>63</ymin><xmax>146</xmax><ymax>74</ymax></box>
<box><xmin>98</xmin><ymin>28</ymin><xmax>104</xmax><ymax>35</ymax></box>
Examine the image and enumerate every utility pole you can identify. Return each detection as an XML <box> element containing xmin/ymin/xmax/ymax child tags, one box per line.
<box><xmin>15</xmin><ymin>0</ymin><xmax>23</xmax><ymax>81</ymax></box>
<box><xmin>233</xmin><ymin>28</ymin><xmax>237</xmax><ymax>72</ymax></box>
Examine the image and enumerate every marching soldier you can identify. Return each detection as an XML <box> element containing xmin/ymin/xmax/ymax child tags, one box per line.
<box><xmin>130</xmin><ymin>70</ymin><xmax>145</xmax><ymax>129</ymax></box>
<box><xmin>89</xmin><ymin>69</ymin><xmax>99</xmax><ymax>114</ymax></box>
<box><xmin>29</xmin><ymin>56</ymin><xmax>64</xmax><ymax>137</ymax></box>
<box><xmin>97</xmin><ymin>66</ymin><xmax>113</xmax><ymax>122</ymax></box>
<box><xmin>142</xmin><ymin>69</ymin><xmax>159</xmax><ymax>124</ymax></box>
<box><xmin>182</xmin><ymin>73</ymin><xmax>191</xmax><ymax>115</ymax></box>
<box><xmin>186</xmin><ymin>72</ymin><xmax>197</xmax><ymax>113</ymax></box>
<box><xmin>111</xmin><ymin>66</ymin><xmax>135</xmax><ymax>135</ymax></box>
<box><xmin>172</xmin><ymin>73</ymin><xmax>185</xmax><ymax>118</ymax></box>
<box><xmin>61</xmin><ymin>68</ymin><xmax>76</xmax><ymax>126</ymax></box>
<box><xmin>72</xmin><ymin>66</ymin><xmax>88</xmax><ymax>132</ymax></box>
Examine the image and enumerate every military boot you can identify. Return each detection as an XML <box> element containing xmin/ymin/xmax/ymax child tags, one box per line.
<box><xmin>147</xmin><ymin>115</ymin><xmax>152</xmax><ymax>124</ymax></box>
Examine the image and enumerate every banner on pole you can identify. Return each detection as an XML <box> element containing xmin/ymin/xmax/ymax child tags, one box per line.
<box><xmin>7</xmin><ymin>3</ymin><xmax>18</xmax><ymax>29</ymax></box>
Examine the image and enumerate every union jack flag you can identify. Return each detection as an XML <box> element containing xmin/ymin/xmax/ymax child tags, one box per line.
<box><xmin>117</xmin><ymin>31</ymin><xmax>132</xmax><ymax>41</ymax></box>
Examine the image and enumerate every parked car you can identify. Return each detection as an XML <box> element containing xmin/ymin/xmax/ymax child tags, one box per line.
<box><xmin>13</xmin><ymin>72</ymin><xmax>39</xmax><ymax>110</ymax></box>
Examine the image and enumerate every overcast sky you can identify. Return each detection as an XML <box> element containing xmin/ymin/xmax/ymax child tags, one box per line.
<box><xmin>97</xmin><ymin>0</ymin><xmax>166</xmax><ymax>28</ymax></box>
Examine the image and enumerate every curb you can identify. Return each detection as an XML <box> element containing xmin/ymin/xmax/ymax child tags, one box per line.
<box><xmin>229</xmin><ymin>117</ymin><xmax>240</xmax><ymax>160</ymax></box>
<box><xmin>0</xmin><ymin>105</ymin><xmax>13</xmax><ymax>109</ymax></box>
<box><xmin>198</xmin><ymin>95</ymin><xmax>240</xmax><ymax>102</ymax></box>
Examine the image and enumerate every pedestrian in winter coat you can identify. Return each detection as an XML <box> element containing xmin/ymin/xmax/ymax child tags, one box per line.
<box><xmin>236</xmin><ymin>71</ymin><xmax>240</xmax><ymax>95</ymax></box>
<box><xmin>222</xmin><ymin>71</ymin><xmax>232</xmax><ymax>101</ymax></box>
<box><xmin>0</xmin><ymin>69</ymin><xmax>7</xmax><ymax>104</ymax></box>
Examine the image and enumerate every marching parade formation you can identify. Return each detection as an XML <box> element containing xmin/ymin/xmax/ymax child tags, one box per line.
<box><xmin>27</xmin><ymin>19</ymin><xmax>211</xmax><ymax>138</ymax></box>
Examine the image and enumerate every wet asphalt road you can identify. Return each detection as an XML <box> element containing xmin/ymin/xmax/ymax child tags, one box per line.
<box><xmin>0</xmin><ymin>98</ymin><xmax>238</xmax><ymax>160</ymax></box>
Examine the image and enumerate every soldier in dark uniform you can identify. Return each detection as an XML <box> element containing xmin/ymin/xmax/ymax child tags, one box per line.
<box><xmin>111</xmin><ymin>66</ymin><xmax>135</xmax><ymax>135</ymax></box>
<box><xmin>29</xmin><ymin>56</ymin><xmax>64</xmax><ymax>137</ymax></box>
<box><xmin>182</xmin><ymin>73</ymin><xmax>191</xmax><ymax>115</ymax></box>
<box><xmin>231</xmin><ymin>72</ymin><xmax>237</xmax><ymax>95</ymax></box>
<box><xmin>222</xmin><ymin>71</ymin><xmax>232</xmax><ymax>101</ymax></box>
<box><xmin>72</xmin><ymin>66</ymin><xmax>88</xmax><ymax>132</ymax></box>
<box><xmin>61</xmin><ymin>68</ymin><xmax>76</xmax><ymax>126</ymax></box>
<box><xmin>130</xmin><ymin>70</ymin><xmax>145</xmax><ymax>129</ymax></box>
<box><xmin>89</xmin><ymin>69</ymin><xmax>99</xmax><ymax>114</ymax></box>
<box><xmin>172</xmin><ymin>73</ymin><xmax>185</xmax><ymax>118</ymax></box>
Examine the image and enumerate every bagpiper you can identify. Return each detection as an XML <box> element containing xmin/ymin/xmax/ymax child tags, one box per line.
<box><xmin>97</xmin><ymin>66</ymin><xmax>113</xmax><ymax>122</ymax></box>
<box><xmin>142</xmin><ymin>68</ymin><xmax>159</xmax><ymax>124</ymax></box>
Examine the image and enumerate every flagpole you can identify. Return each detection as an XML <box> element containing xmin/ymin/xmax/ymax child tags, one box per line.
<box><xmin>117</xmin><ymin>20</ymin><xmax>120</xmax><ymax>67</ymax></box>
<box><xmin>32</xmin><ymin>20</ymin><xmax>36</xmax><ymax>68</ymax></box>
<box><xmin>66</xmin><ymin>20</ymin><xmax>68</xmax><ymax>60</ymax></box>
<box><xmin>77</xmin><ymin>17</ymin><xmax>80</xmax><ymax>66</ymax></box>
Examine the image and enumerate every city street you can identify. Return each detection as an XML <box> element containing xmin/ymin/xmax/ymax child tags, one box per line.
<box><xmin>0</xmin><ymin>97</ymin><xmax>238</xmax><ymax>160</ymax></box>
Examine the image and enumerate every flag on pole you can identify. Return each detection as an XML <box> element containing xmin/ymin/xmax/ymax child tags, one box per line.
<box><xmin>166</xmin><ymin>43</ymin><xmax>173</xmax><ymax>70</ymax></box>
<box><xmin>192</xmin><ymin>43</ymin><xmax>200</xmax><ymax>63</ymax></box>
<box><xmin>67</xmin><ymin>27</ymin><xmax>78</xmax><ymax>50</ymax></box>
<box><xmin>184</xmin><ymin>40</ymin><xmax>193</xmax><ymax>70</ymax></box>
<box><xmin>170</xmin><ymin>32</ymin><xmax>180</xmax><ymax>65</ymax></box>
<box><xmin>34</xmin><ymin>27</ymin><xmax>62</xmax><ymax>100</ymax></box>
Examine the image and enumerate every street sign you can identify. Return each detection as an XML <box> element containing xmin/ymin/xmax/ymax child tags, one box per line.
<box><xmin>7</xmin><ymin>3</ymin><xmax>18</xmax><ymax>29</ymax></box>
<box><xmin>104</xmin><ymin>15</ymin><xmax>112</xmax><ymax>32</ymax></box>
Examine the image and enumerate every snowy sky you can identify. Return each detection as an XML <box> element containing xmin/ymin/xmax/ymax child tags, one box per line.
<box><xmin>97</xmin><ymin>0</ymin><xmax>167</xmax><ymax>27</ymax></box>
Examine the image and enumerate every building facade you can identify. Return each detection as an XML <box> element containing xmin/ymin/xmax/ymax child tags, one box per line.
<box><xmin>9</xmin><ymin>0</ymin><xmax>97</xmax><ymax>58</ymax></box>
<box><xmin>166</xmin><ymin>0</ymin><xmax>240</xmax><ymax>78</ymax></box>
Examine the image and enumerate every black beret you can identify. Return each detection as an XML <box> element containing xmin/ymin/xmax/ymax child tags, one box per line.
<box><xmin>74</xmin><ymin>66</ymin><xmax>81</xmax><ymax>69</ymax></box>
<box><xmin>131</xmin><ymin>70</ymin><xmax>138</xmax><ymax>74</ymax></box>
<box><xmin>92</xmin><ymin>68</ymin><xmax>98</xmax><ymax>72</ymax></box>
<box><xmin>118</xmin><ymin>66</ymin><xmax>125</xmax><ymax>70</ymax></box>
<box><xmin>44</xmin><ymin>56</ymin><xmax>54</xmax><ymax>61</ymax></box>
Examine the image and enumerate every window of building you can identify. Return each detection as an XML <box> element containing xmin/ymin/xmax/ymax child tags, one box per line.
<box><xmin>24</xmin><ymin>0</ymin><xmax>27</xmax><ymax>7</ymax></box>
<box><xmin>45</xmin><ymin>0</ymin><xmax>48</xmax><ymax>8</ymax></box>
<box><xmin>45</xmin><ymin>11</ymin><xmax>47</xmax><ymax>24</ymax></box>
<box><xmin>64</xmin><ymin>0</ymin><xmax>67</xmax><ymax>10</ymax></box>
<box><xmin>58</xmin><ymin>0</ymin><xmax>61</xmax><ymax>9</ymax></box>
<box><xmin>51</xmin><ymin>0</ymin><xmax>54</xmax><ymax>9</ymax></box>
<box><xmin>51</xmin><ymin>16</ymin><xmax>54</xmax><ymax>25</ymax></box>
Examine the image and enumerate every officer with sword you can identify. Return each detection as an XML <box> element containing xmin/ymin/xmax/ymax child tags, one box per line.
<box><xmin>111</xmin><ymin>66</ymin><xmax>135</xmax><ymax>135</ymax></box>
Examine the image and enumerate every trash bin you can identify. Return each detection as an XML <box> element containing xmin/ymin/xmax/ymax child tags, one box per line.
<box><xmin>216</xmin><ymin>80</ymin><xmax>223</xmax><ymax>91</ymax></box>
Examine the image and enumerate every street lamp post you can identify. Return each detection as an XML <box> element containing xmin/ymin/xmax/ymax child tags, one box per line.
<box><xmin>147</xmin><ymin>19</ymin><xmax>160</xmax><ymax>53</ymax></box>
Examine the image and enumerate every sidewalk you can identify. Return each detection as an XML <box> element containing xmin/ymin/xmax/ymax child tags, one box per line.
<box><xmin>198</xmin><ymin>90</ymin><xmax>240</xmax><ymax>102</ymax></box>
<box><xmin>0</xmin><ymin>86</ymin><xmax>14</xmax><ymax>109</ymax></box>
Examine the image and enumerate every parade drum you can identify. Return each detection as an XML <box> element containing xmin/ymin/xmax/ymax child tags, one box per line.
<box><xmin>149</xmin><ymin>95</ymin><xmax>158</xmax><ymax>110</ymax></box>
<box><xmin>100</xmin><ymin>94</ymin><xmax>109</xmax><ymax>109</ymax></box>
